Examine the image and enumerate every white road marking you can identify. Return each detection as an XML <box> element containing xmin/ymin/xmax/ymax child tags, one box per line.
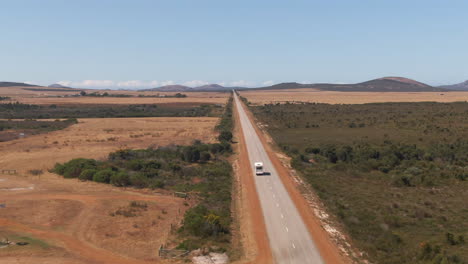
<box><xmin>292</xmin><ymin>243</ymin><xmax>296</xmax><ymax>249</ymax></box>
<box><xmin>281</xmin><ymin>214</ymin><xmax>284</xmax><ymax>219</ymax></box>
<box><xmin>285</xmin><ymin>227</ymin><xmax>289</xmax><ymax>232</ymax></box>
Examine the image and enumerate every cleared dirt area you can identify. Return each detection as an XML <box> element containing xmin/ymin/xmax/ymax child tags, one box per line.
<box><xmin>0</xmin><ymin>117</ymin><xmax>218</xmax><ymax>263</ymax></box>
<box><xmin>0</xmin><ymin>86</ymin><xmax>228</xmax><ymax>105</ymax></box>
<box><xmin>240</xmin><ymin>89</ymin><xmax>468</xmax><ymax>105</ymax></box>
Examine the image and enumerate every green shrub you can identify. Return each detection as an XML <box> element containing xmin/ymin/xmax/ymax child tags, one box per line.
<box><xmin>92</xmin><ymin>169</ymin><xmax>115</xmax><ymax>183</ymax></box>
<box><xmin>55</xmin><ymin>158</ymin><xmax>97</xmax><ymax>178</ymax></box>
<box><xmin>79</xmin><ymin>169</ymin><xmax>96</xmax><ymax>181</ymax></box>
<box><xmin>110</xmin><ymin>171</ymin><xmax>130</xmax><ymax>186</ymax></box>
<box><xmin>218</xmin><ymin>131</ymin><xmax>232</xmax><ymax>142</ymax></box>
<box><xmin>129</xmin><ymin>173</ymin><xmax>148</xmax><ymax>188</ymax></box>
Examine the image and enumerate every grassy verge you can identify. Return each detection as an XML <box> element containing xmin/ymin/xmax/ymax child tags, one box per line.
<box><xmin>250</xmin><ymin>101</ymin><xmax>468</xmax><ymax>264</ymax></box>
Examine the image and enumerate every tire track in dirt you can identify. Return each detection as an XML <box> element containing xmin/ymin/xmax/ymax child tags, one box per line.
<box><xmin>1</xmin><ymin>192</ymin><xmax>182</xmax><ymax>264</ymax></box>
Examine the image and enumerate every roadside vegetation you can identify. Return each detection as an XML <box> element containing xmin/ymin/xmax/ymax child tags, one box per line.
<box><xmin>79</xmin><ymin>91</ymin><xmax>187</xmax><ymax>98</ymax></box>
<box><xmin>0</xmin><ymin>96</ymin><xmax>11</xmax><ymax>101</ymax></box>
<box><xmin>250</xmin><ymin>101</ymin><xmax>468</xmax><ymax>264</ymax></box>
<box><xmin>0</xmin><ymin>102</ymin><xmax>222</xmax><ymax>119</ymax></box>
<box><xmin>53</xmin><ymin>94</ymin><xmax>235</xmax><ymax>253</ymax></box>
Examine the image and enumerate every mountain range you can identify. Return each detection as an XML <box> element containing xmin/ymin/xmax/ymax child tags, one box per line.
<box><xmin>0</xmin><ymin>82</ymin><xmax>38</xmax><ymax>87</ymax></box>
<box><xmin>439</xmin><ymin>80</ymin><xmax>468</xmax><ymax>91</ymax></box>
<box><xmin>0</xmin><ymin>77</ymin><xmax>466</xmax><ymax>92</ymax></box>
<box><xmin>141</xmin><ymin>77</ymin><xmax>450</xmax><ymax>92</ymax></box>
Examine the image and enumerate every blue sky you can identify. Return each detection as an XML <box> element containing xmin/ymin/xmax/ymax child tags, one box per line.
<box><xmin>1</xmin><ymin>0</ymin><xmax>467</xmax><ymax>88</ymax></box>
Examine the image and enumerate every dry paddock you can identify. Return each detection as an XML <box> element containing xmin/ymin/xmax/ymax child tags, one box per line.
<box><xmin>239</xmin><ymin>89</ymin><xmax>468</xmax><ymax>105</ymax></box>
<box><xmin>0</xmin><ymin>117</ymin><xmax>218</xmax><ymax>264</ymax></box>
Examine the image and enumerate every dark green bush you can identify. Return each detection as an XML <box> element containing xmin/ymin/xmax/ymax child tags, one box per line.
<box><xmin>79</xmin><ymin>169</ymin><xmax>96</xmax><ymax>181</ymax></box>
<box><xmin>93</xmin><ymin>169</ymin><xmax>115</xmax><ymax>183</ymax></box>
<box><xmin>110</xmin><ymin>171</ymin><xmax>130</xmax><ymax>186</ymax></box>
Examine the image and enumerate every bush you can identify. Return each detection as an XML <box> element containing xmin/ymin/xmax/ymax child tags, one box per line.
<box><xmin>110</xmin><ymin>171</ymin><xmax>130</xmax><ymax>186</ymax></box>
<box><xmin>218</xmin><ymin>131</ymin><xmax>232</xmax><ymax>142</ymax></box>
<box><xmin>200</xmin><ymin>151</ymin><xmax>211</xmax><ymax>162</ymax></box>
<box><xmin>79</xmin><ymin>169</ymin><xmax>96</xmax><ymax>181</ymax></box>
<box><xmin>55</xmin><ymin>158</ymin><xmax>97</xmax><ymax>178</ymax></box>
<box><xmin>129</xmin><ymin>173</ymin><xmax>148</xmax><ymax>188</ymax></box>
<box><xmin>92</xmin><ymin>169</ymin><xmax>115</xmax><ymax>183</ymax></box>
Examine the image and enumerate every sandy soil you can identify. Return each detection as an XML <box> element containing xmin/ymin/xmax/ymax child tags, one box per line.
<box><xmin>240</xmin><ymin>89</ymin><xmax>468</xmax><ymax>105</ymax></box>
<box><xmin>0</xmin><ymin>86</ymin><xmax>228</xmax><ymax>105</ymax></box>
<box><xmin>0</xmin><ymin>116</ymin><xmax>217</xmax><ymax>264</ymax></box>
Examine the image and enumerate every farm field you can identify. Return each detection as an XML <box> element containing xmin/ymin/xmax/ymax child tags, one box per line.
<box><xmin>250</xmin><ymin>101</ymin><xmax>468</xmax><ymax>264</ymax></box>
<box><xmin>0</xmin><ymin>116</ymin><xmax>219</xmax><ymax>263</ymax></box>
<box><xmin>0</xmin><ymin>86</ymin><xmax>228</xmax><ymax>105</ymax></box>
<box><xmin>239</xmin><ymin>89</ymin><xmax>468</xmax><ymax>105</ymax></box>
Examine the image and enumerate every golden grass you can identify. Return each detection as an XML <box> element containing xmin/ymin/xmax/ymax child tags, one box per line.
<box><xmin>240</xmin><ymin>89</ymin><xmax>468</xmax><ymax>105</ymax></box>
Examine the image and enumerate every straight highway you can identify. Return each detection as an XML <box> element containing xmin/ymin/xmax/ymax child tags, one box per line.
<box><xmin>234</xmin><ymin>92</ymin><xmax>324</xmax><ymax>264</ymax></box>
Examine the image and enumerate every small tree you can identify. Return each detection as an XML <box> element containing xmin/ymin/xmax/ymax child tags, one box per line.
<box><xmin>218</xmin><ymin>131</ymin><xmax>232</xmax><ymax>142</ymax></box>
<box><xmin>110</xmin><ymin>171</ymin><xmax>130</xmax><ymax>186</ymax></box>
<box><xmin>93</xmin><ymin>169</ymin><xmax>114</xmax><ymax>183</ymax></box>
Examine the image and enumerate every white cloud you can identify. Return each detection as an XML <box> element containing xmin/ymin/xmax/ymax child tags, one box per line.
<box><xmin>57</xmin><ymin>81</ymin><xmax>72</xmax><ymax>87</ymax></box>
<box><xmin>160</xmin><ymin>80</ymin><xmax>175</xmax><ymax>86</ymax></box>
<box><xmin>229</xmin><ymin>80</ymin><xmax>255</xmax><ymax>87</ymax></box>
<box><xmin>183</xmin><ymin>80</ymin><xmax>209</xmax><ymax>87</ymax></box>
<box><xmin>262</xmin><ymin>80</ymin><xmax>275</xmax><ymax>86</ymax></box>
<box><xmin>56</xmin><ymin>80</ymin><xmax>163</xmax><ymax>89</ymax></box>
<box><xmin>54</xmin><ymin>79</ymin><xmax>263</xmax><ymax>89</ymax></box>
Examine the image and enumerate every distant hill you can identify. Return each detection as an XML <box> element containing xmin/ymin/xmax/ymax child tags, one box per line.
<box><xmin>141</xmin><ymin>83</ymin><xmax>239</xmax><ymax>92</ymax></box>
<box><xmin>48</xmin><ymin>83</ymin><xmax>71</xmax><ymax>89</ymax></box>
<box><xmin>255</xmin><ymin>77</ymin><xmax>449</xmax><ymax>92</ymax></box>
<box><xmin>439</xmin><ymin>80</ymin><xmax>468</xmax><ymax>91</ymax></box>
<box><xmin>0</xmin><ymin>82</ymin><xmax>39</xmax><ymax>87</ymax></box>
<box><xmin>141</xmin><ymin>85</ymin><xmax>193</xmax><ymax>92</ymax></box>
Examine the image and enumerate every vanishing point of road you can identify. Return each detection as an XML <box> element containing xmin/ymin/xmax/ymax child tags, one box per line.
<box><xmin>234</xmin><ymin>92</ymin><xmax>324</xmax><ymax>264</ymax></box>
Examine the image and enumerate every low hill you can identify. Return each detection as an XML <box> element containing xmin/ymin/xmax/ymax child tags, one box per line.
<box><xmin>0</xmin><ymin>82</ymin><xmax>40</xmax><ymax>87</ymax></box>
<box><xmin>255</xmin><ymin>77</ymin><xmax>449</xmax><ymax>92</ymax></box>
<box><xmin>439</xmin><ymin>80</ymin><xmax>468</xmax><ymax>91</ymax></box>
<box><xmin>48</xmin><ymin>83</ymin><xmax>71</xmax><ymax>89</ymax></box>
<box><xmin>141</xmin><ymin>85</ymin><xmax>193</xmax><ymax>92</ymax></box>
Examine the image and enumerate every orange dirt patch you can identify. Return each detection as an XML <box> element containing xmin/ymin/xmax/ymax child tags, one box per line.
<box><xmin>240</xmin><ymin>89</ymin><xmax>468</xmax><ymax>105</ymax></box>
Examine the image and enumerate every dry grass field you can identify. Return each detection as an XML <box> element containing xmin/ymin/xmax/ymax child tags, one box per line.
<box><xmin>0</xmin><ymin>86</ymin><xmax>228</xmax><ymax>105</ymax></box>
<box><xmin>239</xmin><ymin>89</ymin><xmax>468</xmax><ymax>105</ymax></box>
<box><xmin>0</xmin><ymin>116</ymin><xmax>218</xmax><ymax>264</ymax></box>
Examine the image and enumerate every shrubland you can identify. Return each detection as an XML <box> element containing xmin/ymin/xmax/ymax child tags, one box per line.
<box><xmin>0</xmin><ymin>102</ymin><xmax>221</xmax><ymax>119</ymax></box>
<box><xmin>250</xmin><ymin>101</ymin><xmax>468</xmax><ymax>264</ymax></box>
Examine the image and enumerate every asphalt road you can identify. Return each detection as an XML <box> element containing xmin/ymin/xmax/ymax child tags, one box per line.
<box><xmin>234</xmin><ymin>93</ymin><xmax>324</xmax><ymax>264</ymax></box>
